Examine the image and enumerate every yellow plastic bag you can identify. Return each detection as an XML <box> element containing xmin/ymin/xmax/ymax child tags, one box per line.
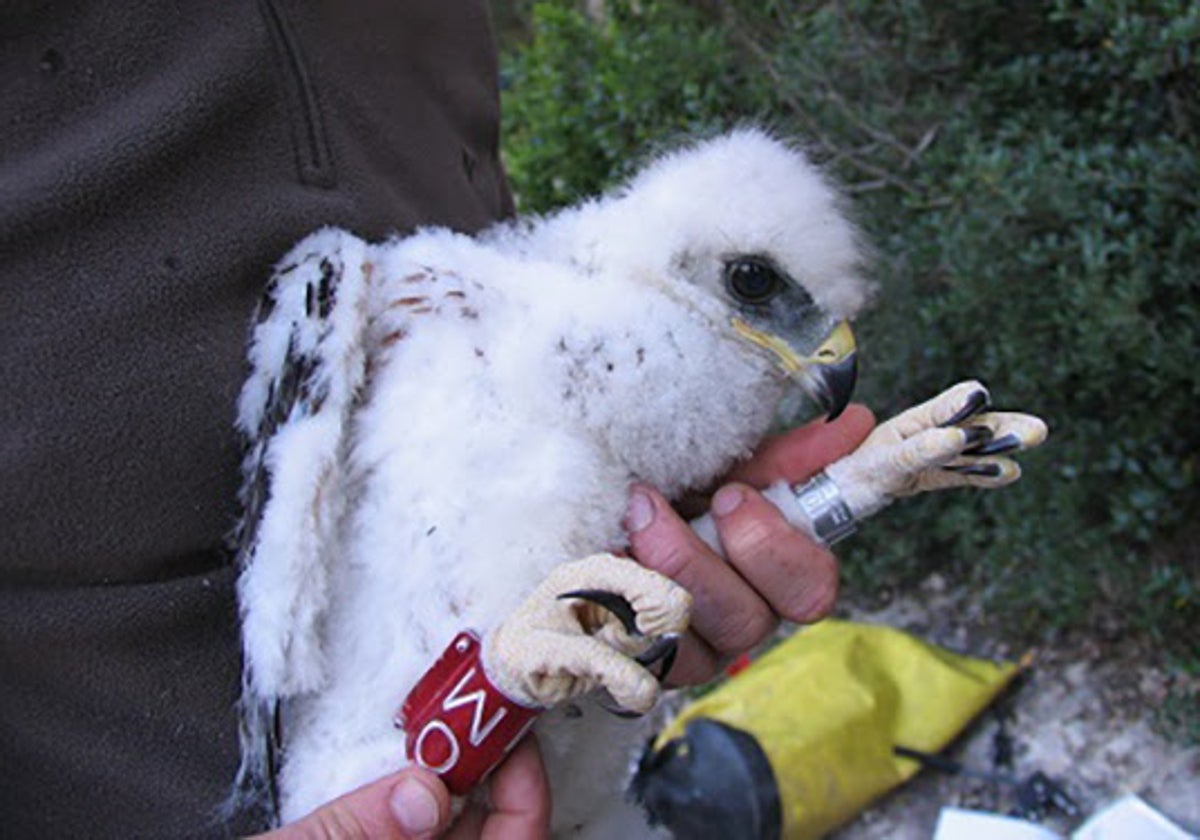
<box><xmin>634</xmin><ymin>619</ymin><xmax>1020</xmax><ymax>839</ymax></box>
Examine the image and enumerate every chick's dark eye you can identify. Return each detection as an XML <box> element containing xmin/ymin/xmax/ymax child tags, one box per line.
<box><xmin>725</xmin><ymin>258</ymin><xmax>783</xmax><ymax>305</ymax></box>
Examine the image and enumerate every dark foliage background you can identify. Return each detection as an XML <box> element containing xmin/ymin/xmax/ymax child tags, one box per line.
<box><xmin>491</xmin><ymin>0</ymin><xmax>1199</xmax><ymax>715</ymax></box>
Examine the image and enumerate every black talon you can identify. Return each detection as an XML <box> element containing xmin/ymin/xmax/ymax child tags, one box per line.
<box><xmin>595</xmin><ymin>688</ymin><xmax>647</xmax><ymax>719</ymax></box>
<box><xmin>961</xmin><ymin>425</ymin><xmax>994</xmax><ymax>448</ymax></box>
<box><xmin>558</xmin><ymin>589</ymin><xmax>640</xmax><ymax>636</ymax></box>
<box><xmin>940</xmin><ymin>390</ymin><xmax>991</xmax><ymax>427</ymax></box>
<box><xmin>636</xmin><ymin>635</ymin><xmax>680</xmax><ymax>682</ymax></box>
<box><xmin>964</xmin><ymin>432</ymin><xmax>1022</xmax><ymax>456</ymax></box>
<box><xmin>943</xmin><ymin>463</ymin><xmax>1004</xmax><ymax>477</ymax></box>
<box><xmin>597</xmin><ymin>636</ymin><xmax>679</xmax><ymax>717</ymax></box>
<box><xmin>600</xmin><ymin>698</ymin><xmax>646</xmax><ymax>719</ymax></box>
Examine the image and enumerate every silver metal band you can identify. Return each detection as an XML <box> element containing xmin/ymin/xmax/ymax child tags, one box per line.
<box><xmin>793</xmin><ymin>471</ymin><xmax>857</xmax><ymax>546</ymax></box>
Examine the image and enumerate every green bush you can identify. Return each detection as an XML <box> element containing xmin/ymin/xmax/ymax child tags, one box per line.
<box><xmin>795</xmin><ymin>1</ymin><xmax>1200</xmax><ymax>650</ymax></box>
<box><xmin>500</xmin><ymin>1</ymin><xmax>771</xmax><ymax>211</ymax></box>
<box><xmin>498</xmin><ymin>0</ymin><xmax>1199</xmax><ymax>655</ymax></box>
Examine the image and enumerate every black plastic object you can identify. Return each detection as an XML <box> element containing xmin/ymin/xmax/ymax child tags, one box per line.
<box><xmin>631</xmin><ymin>718</ymin><xmax>782</xmax><ymax>840</ymax></box>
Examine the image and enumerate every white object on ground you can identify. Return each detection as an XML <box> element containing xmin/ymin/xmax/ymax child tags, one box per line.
<box><xmin>933</xmin><ymin>795</ymin><xmax>1197</xmax><ymax>840</ymax></box>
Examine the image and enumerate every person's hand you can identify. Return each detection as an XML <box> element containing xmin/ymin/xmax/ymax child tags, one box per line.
<box><xmin>624</xmin><ymin>404</ymin><xmax>875</xmax><ymax>685</ymax></box>
<box><xmin>254</xmin><ymin>734</ymin><xmax>549</xmax><ymax>840</ymax></box>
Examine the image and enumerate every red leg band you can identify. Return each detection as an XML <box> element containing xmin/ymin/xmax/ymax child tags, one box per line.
<box><xmin>397</xmin><ymin>631</ymin><xmax>543</xmax><ymax>795</ymax></box>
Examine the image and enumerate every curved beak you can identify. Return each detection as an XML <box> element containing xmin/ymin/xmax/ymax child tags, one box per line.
<box><xmin>804</xmin><ymin>320</ymin><xmax>858</xmax><ymax>421</ymax></box>
<box><xmin>731</xmin><ymin>318</ymin><xmax>858</xmax><ymax>421</ymax></box>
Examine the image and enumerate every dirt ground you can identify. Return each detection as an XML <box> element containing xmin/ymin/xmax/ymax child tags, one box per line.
<box><xmin>828</xmin><ymin>572</ymin><xmax>1200</xmax><ymax>839</ymax></box>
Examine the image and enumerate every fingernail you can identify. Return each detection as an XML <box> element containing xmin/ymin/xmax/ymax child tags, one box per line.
<box><xmin>390</xmin><ymin>778</ymin><xmax>440</xmax><ymax>835</ymax></box>
<box><xmin>625</xmin><ymin>488</ymin><xmax>656</xmax><ymax>533</ymax></box>
<box><xmin>712</xmin><ymin>485</ymin><xmax>745</xmax><ymax>517</ymax></box>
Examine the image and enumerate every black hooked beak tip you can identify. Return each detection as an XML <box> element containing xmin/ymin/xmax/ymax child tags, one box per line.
<box><xmin>815</xmin><ymin>351</ymin><xmax>858</xmax><ymax>422</ymax></box>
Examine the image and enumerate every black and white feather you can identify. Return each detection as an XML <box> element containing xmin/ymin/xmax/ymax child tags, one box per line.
<box><xmin>230</xmin><ymin>231</ymin><xmax>373</xmax><ymax>814</ymax></box>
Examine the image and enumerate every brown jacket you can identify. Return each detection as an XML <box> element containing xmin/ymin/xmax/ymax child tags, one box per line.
<box><xmin>0</xmin><ymin>2</ymin><xmax>511</xmax><ymax>835</ymax></box>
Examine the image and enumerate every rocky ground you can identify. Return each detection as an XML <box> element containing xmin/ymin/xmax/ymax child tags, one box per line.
<box><xmin>829</xmin><ymin>573</ymin><xmax>1200</xmax><ymax>838</ymax></box>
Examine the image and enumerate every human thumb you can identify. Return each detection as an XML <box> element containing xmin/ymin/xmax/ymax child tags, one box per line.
<box><xmin>254</xmin><ymin>768</ymin><xmax>450</xmax><ymax>840</ymax></box>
